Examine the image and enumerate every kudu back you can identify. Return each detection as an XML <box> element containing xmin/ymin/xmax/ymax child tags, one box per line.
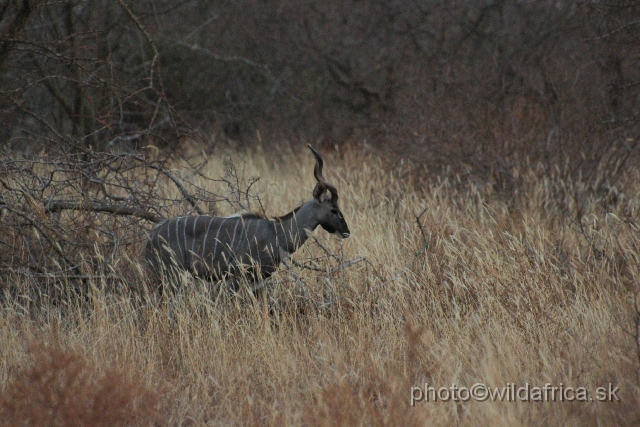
<box><xmin>144</xmin><ymin>145</ymin><xmax>349</xmax><ymax>290</ymax></box>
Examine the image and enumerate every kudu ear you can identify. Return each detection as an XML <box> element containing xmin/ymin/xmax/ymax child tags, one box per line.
<box><xmin>313</xmin><ymin>182</ymin><xmax>327</xmax><ymax>202</ymax></box>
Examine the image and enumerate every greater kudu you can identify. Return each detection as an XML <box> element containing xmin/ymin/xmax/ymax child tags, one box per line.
<box><xmin>144</xmin><ymin>145</ymin><xmax>350</xmax><ymax>291</ymax></box>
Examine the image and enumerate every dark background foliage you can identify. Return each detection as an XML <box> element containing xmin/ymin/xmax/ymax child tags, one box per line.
<box><xmin>1</xmin><ymin>0</ymin><xmax>639</xmax><ymax>181</ymax></box>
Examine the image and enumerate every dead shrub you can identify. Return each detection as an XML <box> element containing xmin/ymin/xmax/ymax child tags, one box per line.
<box><xmin>0</xmin><ymin>344</ymin><xmax>161</xmax><ymax>427</ymax></box>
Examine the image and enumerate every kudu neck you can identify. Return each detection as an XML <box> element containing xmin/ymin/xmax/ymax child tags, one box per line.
<box><xmin>275</xmin><ymin>200</ymin><xmax>319</xmax><ymax>254</ymax></box>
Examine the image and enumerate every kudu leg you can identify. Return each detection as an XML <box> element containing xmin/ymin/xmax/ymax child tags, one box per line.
<box><xmin>279</xmin><ymin>248</ymin><xmax>309</xmax><ymax>299</ymax></box>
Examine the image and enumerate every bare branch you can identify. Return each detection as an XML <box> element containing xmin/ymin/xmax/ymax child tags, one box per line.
<box><xmin>114</xmin><ymin>0</ymin><xmax>160</xmax><ymax>90</ymax></box>
<box><xmin>44</xmin><ymin>200</ymin><xmax>163</xmax><ymax>223</ymax></box>
<box><xmin>131</xmin><ymin>155</ymin><xmax>205</xmax><ymax>215</ymax></box>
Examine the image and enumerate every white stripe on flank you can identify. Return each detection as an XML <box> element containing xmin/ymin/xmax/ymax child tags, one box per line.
<box><xmin>245</xmin><ymin>219</ymin><xmax>260</xmax><ymax>259</ymax></box>
<box><xmin>240</xmin><ymin>218</ymin><xmax>250</xmax><ymax>260</ymax></box>
<box><xmin>190</xmin><ymin>216</ymin><xmax>199</xmax><ymax>264</ymax></box>
<box><xmin>246</xmin><ymin>219</ymin><xmax>260</xmax><ymax>252</ymax></box>
<box><xmin>229</xmin><ymin>220</ymin><xmax>240</xmax><ymax>253</ymax></box>
<box><xmin>182</xmin><ymin>217</ymin><xmax>188</xmax><ymax>266</ymax></box>
<box><xmin>242</xmin><ymin>218</ymin><xmax>250</xmax><ymax>242</ymax></box>
<box><xmin>201</xmin><ymin>216</ymin><xmax>214</xmax><ymax>259</ymax></box>
<box><xmin>174</xmin><ymin>217</ymin><xmax>182</xmax><ymax>266</ymax></box>
<box><xmin>212</xmin><ymin>218</ymin><xmax>228</xmax><ymax>261</ymax></box>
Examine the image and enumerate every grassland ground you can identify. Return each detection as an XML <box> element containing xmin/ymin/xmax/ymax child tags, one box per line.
<box><xmin>1</xmin><ymin>145</ymin><xmax>639</xmax><ymax>426</ymax></box>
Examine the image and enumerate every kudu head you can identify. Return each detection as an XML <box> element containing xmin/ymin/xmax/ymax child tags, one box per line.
<box><xmin>308</xmin><ymin>144</ymin><xmax>350</xmax><ymax>239</ymax></box>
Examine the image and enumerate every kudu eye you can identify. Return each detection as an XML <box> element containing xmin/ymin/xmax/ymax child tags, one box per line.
<box><xmin>331</xmin><ymin>208</ymin><xmax>339</xmax><ymax>215</ymax></box>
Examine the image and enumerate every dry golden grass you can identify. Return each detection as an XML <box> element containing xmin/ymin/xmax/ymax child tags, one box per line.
<box><xmin>1</xmin><ymin>144</ymin><xmax>639</xmax><ymax>426</ymax></box>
